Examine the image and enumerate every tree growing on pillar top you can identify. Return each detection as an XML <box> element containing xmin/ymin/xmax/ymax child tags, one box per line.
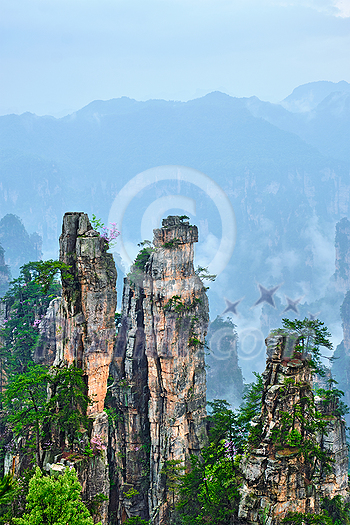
<box><xmin>274</xmin><ymin>317</ymin><xmax>333</xmax><ymax>375</ymax></box>
<box><xmin>237</xmin><ymin>318</ymin><xmax>349</xmax><ymax>525</ymax></box>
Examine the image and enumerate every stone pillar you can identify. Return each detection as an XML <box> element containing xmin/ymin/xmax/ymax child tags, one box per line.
<box><xmin>111</xmin><ymin>216</ymin><xmax>209</xmax><ymax>524</ymax></box>
<box><xmin>335</xmin><ymin>217</ymin><xmax>350</xmax><ymax>292</ymax></box>
<box><xmin>56</xmin><ymin>212</ymin><xmax>117</xmax><ymax>524</ymax></box>
<box><xmin>56</xmin><ymin>212</ymin><xmax>117</xmax><ymax>414</ymax></box>
<box><xmin>238</xmin><ymin>335</ymin><xmax>348</xmax><ymax>525</ymax></box>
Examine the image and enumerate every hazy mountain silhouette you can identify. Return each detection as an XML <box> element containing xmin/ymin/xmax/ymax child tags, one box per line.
<box><xmin>281</xmin><ymin>80</ymin><xmax>350</xmax><ymax>112</ymax></box>
<box><xmin>244</xmin><ymin>83</ymin><xmax>350</xmax><ymax>163</ymax></box>
<box><xmin>0</xmin><ymin>82</ymin><xmax>349</xmax><ymax>338</ymax></box>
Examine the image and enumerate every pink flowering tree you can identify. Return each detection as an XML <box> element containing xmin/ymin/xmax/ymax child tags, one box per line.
<box><xmin>90</xmin><ymin>215</ymin><xmax>120</xmax><ymax>249</ymax></box>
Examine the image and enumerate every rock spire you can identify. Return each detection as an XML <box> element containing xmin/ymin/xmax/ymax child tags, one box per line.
<box><xmin>238</xmin><ymin>334</ymin><xmax>348</xmax><ymax>525</ymax></box>
<box><xmin>109</xmin><ymin>215</ymin><xmax>209</xmax><ymax>524</ymax></box>
<box><xmin>55</xmin><ymin>212</ymin><xmax>118</xmax><ymax>525</ymax></box>
<box><xmin>55</xmin><ymin>212</ymin><xmax>117</xmax><ymax>414</ymax></box>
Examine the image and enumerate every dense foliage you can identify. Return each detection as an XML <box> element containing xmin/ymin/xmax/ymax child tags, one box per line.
<box><xmin>13</xmin><ymin>467</ymin><xmax>97</xmax><ymax>525</ymax></box>
<box><xmin>174</xmin><ymin>377</ymin><xmax>263</xmax><ymax>525</ymax></box>
<box><xmin>173</xmin><ymin>319</ymin><xmax>349</xmax><ymax>524</ymax></box>
<box><xmin>0</xmin><ymin>260</ymin><xmax>348</xmax><ymax>525</ymax></box>
<box><xmin>2</xmin><ymin>365</ymin><xmax>49</xmax><ymax>469</ymax></box>
<box><xmin>0</xmin><ymin>261</ymin><xmax>69</xmax><ymax>375</ymax></box>
<box><xmin>1</xmin><ymin>364</ymin><xmax>93</xmax><ymax>469</ymax></box>
<box><xmin>0</xmin><ymin>260</ymin><xmax>94</xmax><ymax>523</ymax></box>
<box><xmin>273</xmin><ymin>317</ymin><xmax>333</xmax><ymax>375</ymax></box>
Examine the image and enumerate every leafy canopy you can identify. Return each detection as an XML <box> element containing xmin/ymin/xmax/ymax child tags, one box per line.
<box><xmin>12</xmin><ymin>467</ymin><xmax>99</xmax><ymax>525</ymax></box>
<box><xmin>46</xmin><ymin>365</ymin><xmax>93</xmax><ymax>448</ymax></box>
<box><xmin>1</xmin><ymin>364</ymin><xmax>93</xmax><ymax>467</ymax></box>
<box><xmin>0</xmin><ymin>260</ymin><xmax>69</xmax><ymax>374</ymax></box>
<box><xmin>272</xmin><ymin>317</ymin><xmax>333</xmax><ymax>375</ymax></box>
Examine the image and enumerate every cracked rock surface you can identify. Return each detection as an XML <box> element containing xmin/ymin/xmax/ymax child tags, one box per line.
<box><xmin>238</xmin><ymin>335</ymin><xmax>348</xmax><ymax>525</ymax></box>
<box><xmin>110</xmin><ymin>216</ymin><xmax>209</xmax><ymax>524</ymax></box>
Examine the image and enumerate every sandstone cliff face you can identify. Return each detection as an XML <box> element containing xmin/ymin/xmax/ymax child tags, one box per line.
<box><xmin>316</xmin><ymin>397</ymin><xmax>349</xmax><ymax>501</ymax></box>
<box><xmin>238</xmin><ymin>335</ymin><xmax>348</xmax><ymax>525</ymax></box>
<box><xmin>55</xmin><ymin>212</ymin><xmax>117</xmax><ymax>524</ymax></box>
<box><xmin>34</xmin><ymin>297</ymin><xmax>61</xmax><ymax>366</ymax></box>
<box><xmin>108</xmin><ymin>277</ymin><xmax>151</xmax><ymax>523</ymax></box>
<box><xmin>109</xmin><ymin>216</ymin><xmax>209</xmax><ymax>524</ymax></box>
<box><xmin>0</xmin><ymin>244</ymin><xmax>10</xmax><ymax>298</ymax></box>
<box><xmin>331</xmin><ymin>291</ymin><xmax>350</xmax><ymax>422</ymax></box>
<box><xmin>55</xmin><ymin>212</ymin><xmax>117</xmax><ymax>414</ymax></box>
<box><xmin>335</xmin><ymin>217</ymin><xmax>350</xmax><ymax>292</ymax></box>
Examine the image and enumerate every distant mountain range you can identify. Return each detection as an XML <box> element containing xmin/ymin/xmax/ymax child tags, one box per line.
<box><xmin>247</xmin><ymin>80</ymin><xmax>350</xmax><ymax>163</ymax></box>
<box><xmin>0</xmin><ymin>80</ymin><xmax>349</xmax><ymax>242</ymax></box>
<box><xmin>0</xmin><ymin>80</ymin><xmax>349</xmax><ymax>374</ymax></box>
<box><xmin>281</xmin><ymin>80</ymin><xmax>350</xmax><ymax>112</ymax></box>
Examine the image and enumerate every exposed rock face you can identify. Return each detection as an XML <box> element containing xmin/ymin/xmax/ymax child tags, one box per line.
<box><xmin>109</xmin><ymin>216</ymin><xmax>209</xmax><ymax>524</ymax></box>
<box><xmin>80</xmin><ymin>411</ymin><xmax>111</xmax><ymax>522</ymax></box>
<box><xmin>316</xmin><ymin>397</ymin><xmax>349</xmax><ymax>501</ymax></box>
<box><xmin>108</xmin><ymin>278</ymin><xmax>151</xmax><ymax>523</ymax></box>
<box><xmin>0</xmin><ymin>244</ymin><xmax>11</xmax><ymax>298</ymax></box>
<box><xmin>238</xmin><ymin>335</ymin><xmax>348</xmax><ymax>525</ymax></box>
<box><xmin>335</xmin><ymin>217</ymin><xmax>350</xmax><ymax>292</ymax></box>
<box><xmin>206</xmin><ymin>316</ymin><xmax>244</xmax><ymax>409</ymax></box>
<box><xmin>0</xmin><ymin>300</ymin><xmax>6</xmax><ymax>329</ymax></box>
<box><xmin>332</xmin><ymin>291</ymin><xmax>350</xmax><ymax>422</ymax></box>
<box><xmin>34</xmin><ymin>297</ymin><xmax>61</xmax><ymax>366</ymax></box>
<box><xmin>55</xmin><ymin>212</ymin><xmax>117</xmax><ymax>414</ymax></box>
<box><xmin>55</xmin><ymin>212</ymin><xmax>117</xmax><ymax>524</ymax></box>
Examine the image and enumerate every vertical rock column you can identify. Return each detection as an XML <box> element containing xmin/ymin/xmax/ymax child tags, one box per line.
<box><xmin>112</xmin><ymin>216</ymin><xmax>209</xmax><ymax>524</ymax></box>
<box><xmin>109</xmin><ymin>278</ymin><xmax>150</xmax><ymax>523</ymax></box>
<box><xmin>335</xmin><ymin>217</ymin><xmax>350</xmax><ymax>292</ymax></box>
<box><xmin>238</xmin><ymin>335</ymin><xmax>348</xmax><ymax>525</ymax></box>
<box><xmin>0</xmin><ymin>244</ymin><xmax>11</xmax><ymax>297</ymax></box>
<box><xmin>56</xmin><ymin>212</ymin><xmax>117</xmax><ymax>524</ymax></box>
<box><xmin>56</xmin><ymin>212</ymin><xmax>117</xmax><ymax>413</ymax></box>
<box><xmin>315</xmin><ymin>388</ymin><xmax>349</xmax><ymax>501</ymax></box>
<box><xmin>145</xmin><ymin>216</ymin><xmax>208</xmax><ymax>524</ymax></box>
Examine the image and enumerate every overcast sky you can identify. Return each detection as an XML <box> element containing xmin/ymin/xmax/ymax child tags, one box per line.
<box><xmin>1</xmin><ymin>0</ymin><xmax>350</xmax><ymax>116</ymax></box>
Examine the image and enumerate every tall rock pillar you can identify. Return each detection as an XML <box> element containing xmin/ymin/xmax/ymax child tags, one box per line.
<box><xmin>111</xmin><ymin>216</ymin><xmax>208</xmax><ymax>524</ymax></box>
<box><xmin>145</xmin><ymin>216</ymin><xmax>208</xmax><ymax>523</ymax></box>
<box><xmin>56</xmin><ymin>212</ymin><xmax>117</xmax><ymax>524</ymax></box>
<box><xmin>238</xmin><ymin>335</ymin><xmax>348</xmax><ymax>525</ymax></box>
<box><xmin>335</xmin><ymin>217</ymin><xmax>350</xmax><ymax>292</ymax></box>
<box><xmin>56</xmin><ymin>212</ymin><xmax>117</xmax><ymax>414</ymax></box>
